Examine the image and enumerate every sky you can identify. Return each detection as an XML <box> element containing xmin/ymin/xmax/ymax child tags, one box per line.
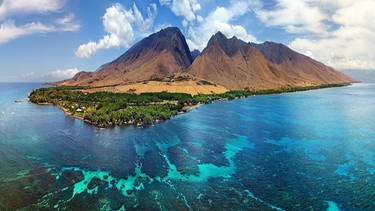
<box><xmin>0</xmin><ymin>0</ymin><xmax>374</xmax><ymax>82</ymax></box>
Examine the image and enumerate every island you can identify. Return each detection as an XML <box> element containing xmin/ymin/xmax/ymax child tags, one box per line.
<box><xmin>29</xmin><ymin>27</ymin><xmax>356</xmax><ymax>127</ymax></box>
<box><xmin>29</xmin><ymin>82</ymin><xmax>351</xmax><ymax>127</ymax></box>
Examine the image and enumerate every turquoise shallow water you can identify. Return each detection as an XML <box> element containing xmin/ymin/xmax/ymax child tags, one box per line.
<box><xmin>0</xmin><ymin>82</ymin><xmax>374</xmax><ymax>210</ymax></box>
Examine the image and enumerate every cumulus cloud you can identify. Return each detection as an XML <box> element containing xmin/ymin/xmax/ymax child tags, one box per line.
<box><xmin>290</xmin><ymin>34</ymin><xmax>375</xmax><ymax>70</ymax></box>
<box><xmin>0</xmin><ymin>0</ymin><xmax>80</xmax><ymax>44</ymax></box>
<box><xmin>160</xmin><ymin>0</ymin><xmax>201</xmax><ymax>26</ymax></box>
<box><xmin>133</xmin><ymin>3</ymin><xmax>158</xmax><ymax>33</ymax></box>
<box><xmin>253</xmin><ymin>0</ymin><xmax>375</xmax><ymax>70</ymax></box>
<box><xmin>284</xmin><ymin>0</ymin><xmax>375</xmax><ymax>70</ymax></box>
<box><xmin>75</xmin><ymin>3</ymin><xmax>157</xmax><ymax>58</ymax></box>
<box><xmin>186</xmin><ymin>1</ymin><xmax>258</xmax><ymax>51</ymax></box>
<box><xmin>255</xmin><ymin>0</ymin><xmax>328</xmax><ymax>34</ymax></box>
<box><xmin>43</xmin><ymin>68</ymin><xmax>80</xmax><ymax>80</ymax></box>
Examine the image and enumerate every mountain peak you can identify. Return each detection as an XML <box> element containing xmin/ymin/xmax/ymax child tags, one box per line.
<box><xmin>207</xmin><ymin>31</ymin><xmax>227</xmax><ymax>46</ymax></box>
<box><xmin>59</xmin><ymin>27</ymin><xmax>355</xmax><ymax>89</ymax></box>
<box><xmin>112</xmin><ymin>27</ymin><xmax>192</xmax><ymax>66</ymax></box>
<box><xmin>158</xmin><ymin>26</ymin><xmax>181</xmax><ymax>34</ymax></box>
<box><xmin>207</xmin><ymin>31</ymin><xmax>249</xmax><ymax>57</ymax></box>
<box><xmin>59</xmin><ymin>27</ymin><xmax>193</xmax><ymax>86</ymax></box>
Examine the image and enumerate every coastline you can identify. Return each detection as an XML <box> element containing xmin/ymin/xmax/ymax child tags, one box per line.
<box><xmin>29</xmin><ymin>82</ymin><xmax>354</xmax><ymax>128</ymax></box>
<box><xmin>56</xmin><ymin>102</ymin><xmax>203</xmax><ymax>128</ymax></box>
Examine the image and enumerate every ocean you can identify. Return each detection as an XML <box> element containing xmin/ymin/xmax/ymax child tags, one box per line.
<box><xmin>0</xmin><ymin>82</ymin><xmax>374</xmax><ymax>210</ymax></box>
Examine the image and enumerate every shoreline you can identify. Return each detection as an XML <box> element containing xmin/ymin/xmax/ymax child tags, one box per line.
<box><xmin>29</xmin><ymin>82</ymin><xmax>354</xmax><ymax>128</ymax></box>
<box><xmin>56</xmin><ymin>102</ymin><xmax>203</xmax><ymax>128</ymax></box>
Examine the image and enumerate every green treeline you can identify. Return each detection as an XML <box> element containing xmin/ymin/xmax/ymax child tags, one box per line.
<box><xmin>29</xmin><ymin>87</ymin><xmax>192</xmax><ymax>126</ymax></box>
<box><xmin>29</xmin><ymin>83</ymin><xmax>350</xmax><ymax>127</ymax></box>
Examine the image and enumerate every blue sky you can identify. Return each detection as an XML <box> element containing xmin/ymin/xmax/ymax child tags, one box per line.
<box><xmin>1</xmin><ymin>0</ymin><xmax>374</xmax><ymax>82</ymax></box>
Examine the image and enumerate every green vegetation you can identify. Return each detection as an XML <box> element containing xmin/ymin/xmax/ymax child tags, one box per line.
<box><xmin>29</xmin><ymin>83</ymin><xmax>351</xmax><ymax>127</ymax></box>
<box><xmin>29</xmin><ymin>86</ymin><xmax>192</xmax><ymax>127</ymax></box>
<box><xmin>199</xmin><ymin>80</ymin><xmax>215</xmax><ymax>86</ymax></box>
<box><xmin>173</xmin><ymin>75</ymin><xmax>190</xmax><ymax>82</ymax></box>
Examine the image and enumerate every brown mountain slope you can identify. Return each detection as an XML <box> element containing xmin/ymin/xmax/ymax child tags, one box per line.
<box><xmin>58</xmin><ymin>27</ymin><xmax>194</xmax><ymax>86</ymax></box>
<box><xmin>58</xmin><ymin>27</ymin><xmax>356</xmax><ymax>92</ymax></box>
<box><xmin>189</xmin><ymin>32</ymin><xmax>356</xmax><ymax>90</ymax></box>
<box><xmin>188</xmin><ymin>32</ymin><xmax>296</xmax><ymax>90</ymax></box>
<box><xmin>252</xmin><ymin>41</ymin><xmax>357</xmax><ymax>84</ymax></box>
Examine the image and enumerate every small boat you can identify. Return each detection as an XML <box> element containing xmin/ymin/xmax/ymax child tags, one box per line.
<box><xmin>15</xmin><ymin>99</ymin><xmax>28</xmax><ymax>103</ymax></box>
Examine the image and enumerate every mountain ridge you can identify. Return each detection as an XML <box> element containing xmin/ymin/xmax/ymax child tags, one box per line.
<box><xmin>189</xmin><ymin>32</ymin><xmax>290</xmax><ymax>90</ymax></box>
<box><xmin>57</xmin><ymin>27</ymin><xmax>357</xmax><ymax>91</ymax></box>
<box><xmin>252</xmin><ymin>41</ymin><xmax>355</xmax><ymax>84</ymax></box>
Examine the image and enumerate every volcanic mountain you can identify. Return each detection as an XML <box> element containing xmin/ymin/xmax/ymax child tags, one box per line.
<box><xmin>59</xmin><ymin>27</ymin><xmax>356</xmax><ymax>91</ymax></box>
<box><xmin>59</xmin><ymin>27</ymin><xmax>194</xmax><ymax>86</ymax></box>
<box><xmin>188</xmin><ymin>32</ymin><xmax>292</xmax><ymax>90</ymax></box>
<box><xmin>188</xmin><ymin>32</ymin><xmax>356</xmax><ymax>90</ymax></box>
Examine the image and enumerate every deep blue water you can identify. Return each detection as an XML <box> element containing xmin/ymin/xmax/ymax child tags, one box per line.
<box><xmin>1</xmin><ymin>82</ymin><xmax>375</xmax><ymax>210</ymax></box>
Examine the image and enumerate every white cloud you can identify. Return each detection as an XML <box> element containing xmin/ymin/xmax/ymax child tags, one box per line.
<box><xmin>43</xmin><ymin>68</ymin><xmax>80</xmax><ymax>79</ymax></box>
<box><xmin>159</xmin><ymin>0</ymin><xmax>171</xmax><ymax>6</ymax></box>
<box><xmin>160</xmin><ymin>0</ymin><xmax>201</xmax><ymax>25</ymax></box>
<box><xmin>133</xmin><ymin>3</ymin><xmax>157</xmax><ymax>34</ymax></box>
<box><xmin>55</xmin><ymin>13</ymin><xmax>80</xmax><ymax>32</ymax></box>
<box><xmin>75</xmin><ymin>3</ymin><xmax>157</xmax><ymax>58</ymax></box>
<box><xmin>0</xmin><ymin>16</ymin><xmax>80</xmax><ymax>44</ymax></box>
<box><xmin>186</xmin><ymin>1</ymin><xmax>258</xmax><ymax>51</ymax></box>
<box><xmin>0</xmin><ymin>0</ymin><xmax>64</xmax><ymax>20</ymax></box>
<box><xmin>0</xmin><ymin>71</ymin><xmax>35</xmax><ymax>80</ymax></box>
<box><xmin>286</xmin><ymin>0</ymin><xmax>375</xmax><ymax>70</ymax></box>
<box><xmin>0</xmin><ymin>0</ymin><xmax>80</xmax><ymax>44</ymax></box>
<box><xmin>0</xmin><ymin>68</ymin><xmax>80</xmax><ymax>82</ymax></box>
<box><xmin>252</xmin><ymin>0</ymin><xmax>375</xmax><ymax>70</ymax></box>
<box><xmin>255</xmin><ymin>0</ymin><xmax>328</xmax><ymax>34</ymax></box>
<box><xmin>101</xmin><ymin>4</ymin><xmax>135</xmax><ymax>47</ymax></box>
<box><xmin>0</xmin><ymin>20</ymin><xmax>52</xmax><ymax>44</ymax></box>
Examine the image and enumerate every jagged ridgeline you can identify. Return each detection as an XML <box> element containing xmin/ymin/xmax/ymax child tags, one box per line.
<box><xmin>189</xmin><ymin>32</ymin><xmax>356</xmax><ymax>90</ymax></box>
<box><xmin>57</xmin><ymin>27</ymin><xmax>356</xmax><ymax>90</ymax></box>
